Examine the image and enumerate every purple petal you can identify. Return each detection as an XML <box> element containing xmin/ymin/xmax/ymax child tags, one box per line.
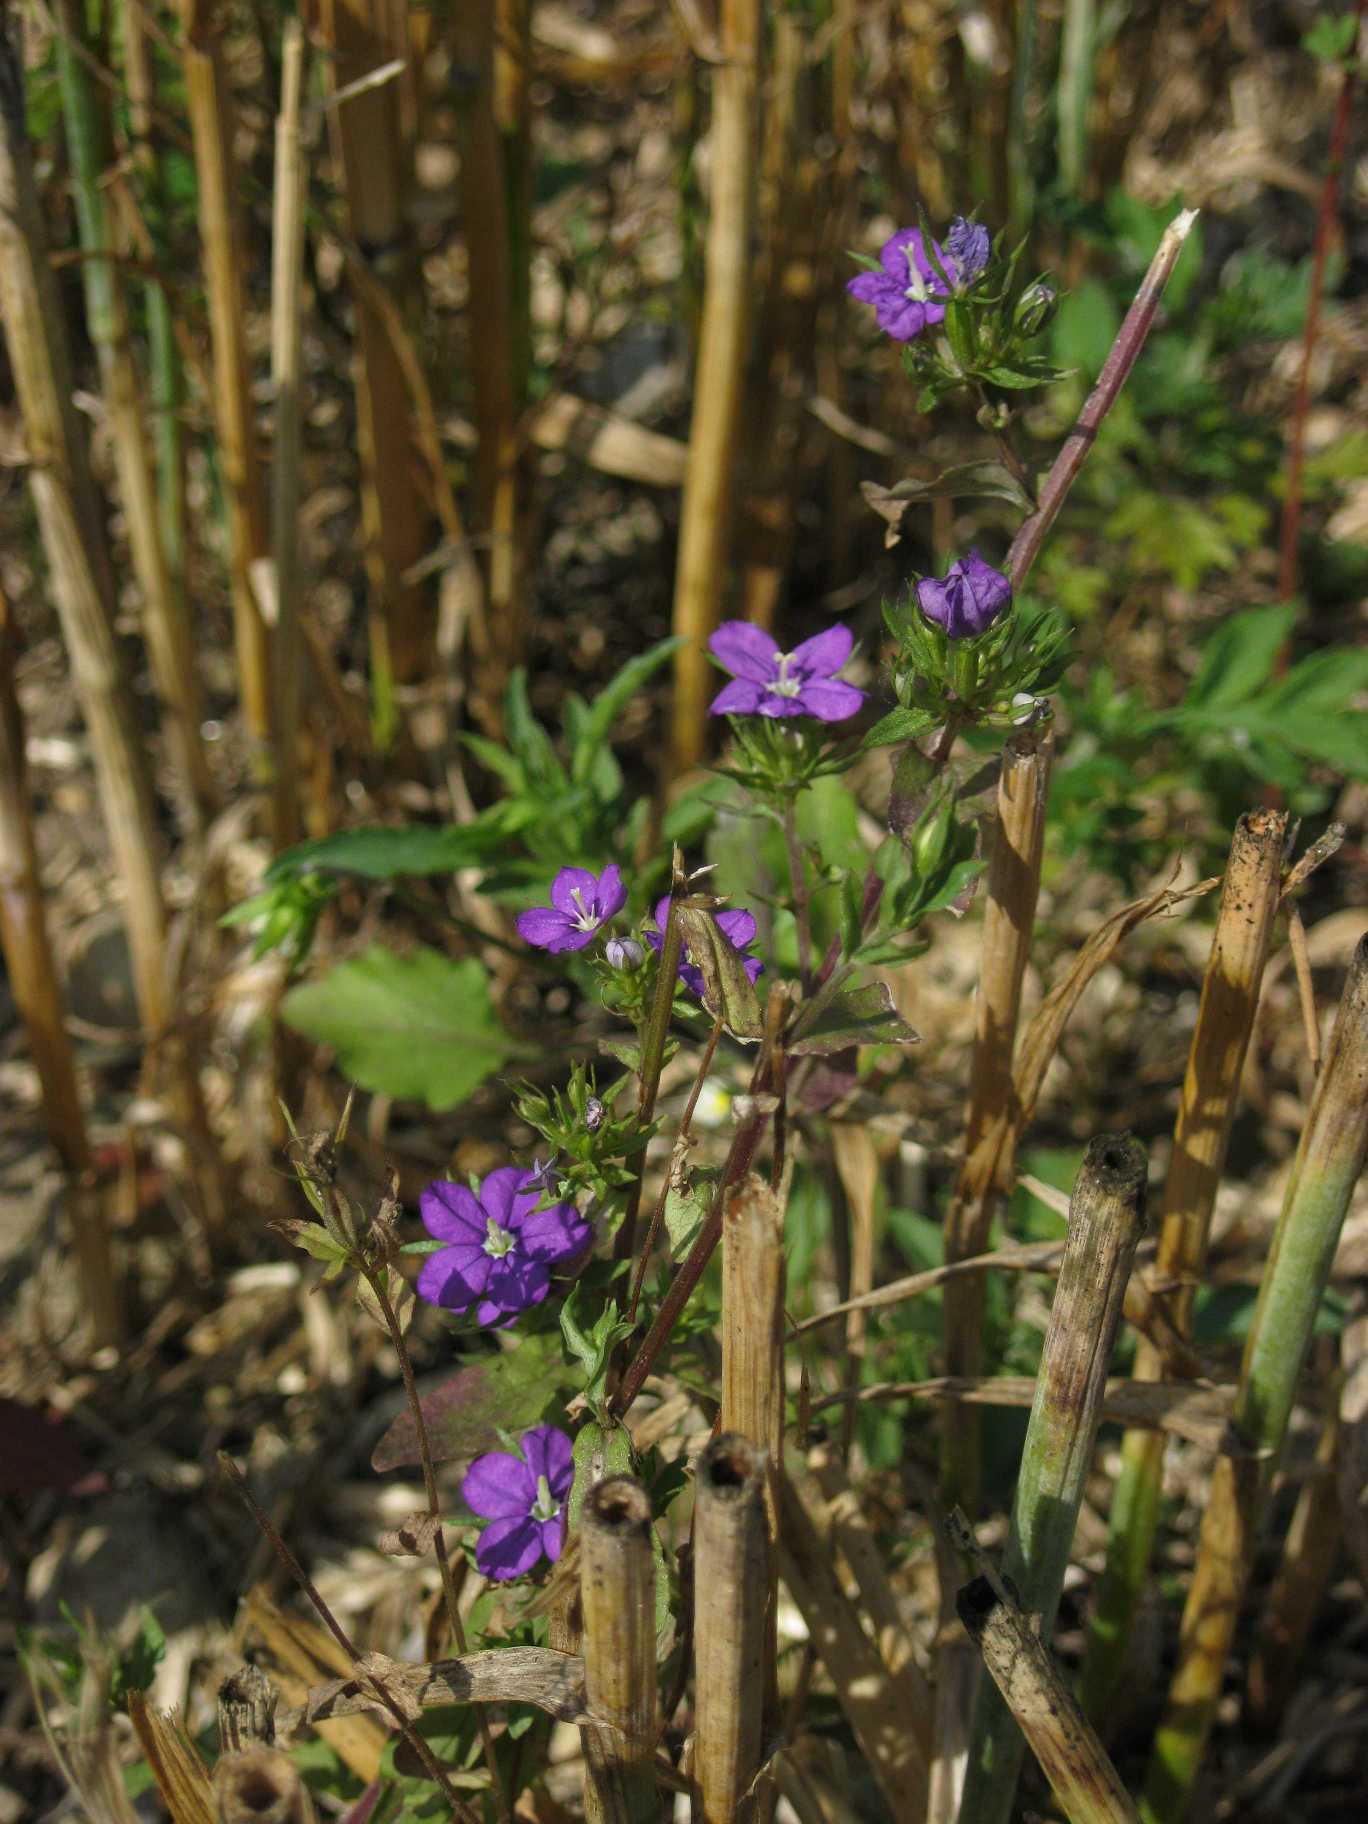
<box><xmin>516</xmin><ymin>907</ymin><xmax>575</xmax><ymax>950</ymax></box>
<box><xmin>515</xmin><ymin>1202</ymin><xmax>592</xmax><ymax>1263</ymax></box>
<box><xmin>479</xmin><ymin>1167</ymin><xmax>527</xmax><ymax>1226</ymax></box>
<box><xmin>520</xmin><ymin>1424</ymin><xmax>574</xmax><ymax>1494</ymax></box>
<box><xmin>794</xmin><ymin>679</ymin><xmax>865</xmax><ymax>722</ymax></box>
<box><xmin>416</xmin><ymin>1245</ymin><xmax>490</xmax><ymax>1310</ymax></box>
<box><xmin>420</xmin><ymin>1180</ymin><xmax>486</xmax><ymax>1244</ymax></box>
<box><xmin>678</xmin><ymin>961</ymin><xmax>707</xmax><ymax>998</ymax></box>
<box><xmin>709</xmin><ymin>677</ymin><xmax>766</xmax><ymax>716</ymax></box>
<box><xmin>789</xmin><ymin>624</ymin><xmax>853</xmax><ymax>679</ymax></box>
<box><xmin>743</xmin><ymin>955</ymin><xmax>765</xmax><ymax>983</ymax></box>
<box><xmin>755</xmin><ymin>691</ymin><xmax>797</xmax><ymax>718</ymax></box>
<box><xmin>462</xmin><ymin>1449</ymin><xmax>534</xmax><ymax>1519</ymax></box>
<box><xmin>715</xmin><ymin>908</ymin><xmax>758</xmax><ymax>949</ymax></box>
<box><xmin>474</xmin><ymin>1514</ymin><xmax>546</xmax><ymax>1581</ymax></box>
<box><xmin>708</xmin><ymin>621</ymin><xmax>780</xmax><ymax>684</ymax></box>
<box><xmin>875</xmin><ymin>296</ymin><xmax>932</xmax><ymax>341</ymax></box>
<box><xmin>539</xmin><ymin>1514</ymin><xmax>566</xmax><ymax>1562</ymax></box>
<box><xmin>483</xmin><ymin>1254</ymin><xmax>550</xmax><ymax>1314</ymax></box>
<box><xmin>550</xmin><ymin>867</ymin><xmax>600</xmax><ymax>916</ymax></box>
<box><xmin>879</xmin><ymin>228</ymin><xmax>926</xmax><ymax>279</ymax></box>
<box><xmin>594</xmin><ymin>864</ymin><xmax>626</xmax><ymax>918</ymax></box>
<box><xmin>847</xmin><ymin>270</ymin><xmax>898</xmax><ymax>304</ymax></box>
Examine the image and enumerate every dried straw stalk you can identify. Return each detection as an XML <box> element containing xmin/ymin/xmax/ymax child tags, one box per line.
<box><xmin>942</xmin><ymin>721</ymin><xmax>1054</xmax><ymax>1517</ymax></box>
<box><xmin>960</xmin><ymin>1134</ymin><xmax>1149</xmax><ymax>1824</ymax></box>
<box><xmin>694</xmin><ymin>1434</ymin><xmax>769</xmax><ymax>1824</ymax></box>
<box><xmin>0</xmin><ymin>596</ymin><xmax>119</xmax><ymax>1343</ymax></box>
<box><xmin>668</xmin><ymin>0</ymin><xmax>761</xmax><ymax>776</ymax></box>
<box><xmin>215</xmin><ymin>1667</ymin><xmax>317</xmax><ymax>1824</ymax></box>
<box><xmin>121</xmin><ymin>0</ymin><xmax>186</xmax><ymax>591</ymax></box>
<box><xmin>176</xmin><ymin>0</ymin><xmax>273</xmax><ymax>760</ymax></box>
<box><xmin>1142</xmin><ymin>935</ymin><xmax>1368</xmax><ymax>1824</ymax></box>
<box><xmin>956</xmin><ymin>1571</ymin><xmax>1139</xmax><ymax>1824</ymax></box>
<box><xmin>319</xmin><ymin>0</ymin><xmax>431</xmax><ymax>703</ymax></box>
<box><xmin>1082</xmin><ymin>809</ymin><xmax>1287</xmax><ymax>1715</ymax></box>
<box><xmin>453</xmin><ymin>0</ymin><xmax>524</xmax><ymax>693</ymax></box>
<box><xmin>806</xmin><ymin>1444</ymin><xmax>922</xmax><ymax>1686</ymax></box>
<box><xmin>270</xmin><ymin>22</ymin><xmax>307</xmax><ymax>849</ymax></box>
<box><xmin>54</xmin><ymin>0</ymin><xmax>214</xmax><ymax>833</ymax></box>
<box><xmin>0</xmin><ymin>20</ymin><xmax>172</xmax><ymax>1052</ymax></box>
<box><xmin>579</xmin><ymin>1476</ymin><xmax>660</xmax><ymax>1824</ymax></box>
<box><xmin>777</xmin><ymin>1472</ymin><xmax>930</xmax><ymax>1823</ymax></box>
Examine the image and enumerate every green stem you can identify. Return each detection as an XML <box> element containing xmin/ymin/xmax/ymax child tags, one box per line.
<box><xmin>782</xmin><ymin>796</ymin><xmax>813</xmax><ymax>994</ymax></box>
<box><xmin>961</xmin><ymin>1135</ymin><xmax>1148</xmax><ymax>1824</ymax></box>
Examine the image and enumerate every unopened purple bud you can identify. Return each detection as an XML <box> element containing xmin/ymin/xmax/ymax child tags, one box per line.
<box><xmin>584</xmin><ymin>1097</ymin><xmax>605</xmax><ymax>1133</ymax></box>
<box><xmin>917</xmin><ymin>550</ymin><xmax>1012</xmax><ymax>640</ymax></box>
<box><xmin>605</xmin><ymin>937</ymin><xmax>644</xmax><ymax>971</ymax></box>
<box><xmin>946</xmin><ymin>216</ymin><xmax>990</xmax><ymax>283</ymax></box>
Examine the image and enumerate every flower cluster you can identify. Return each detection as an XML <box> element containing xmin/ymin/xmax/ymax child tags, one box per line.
<box><xmin>846</xmin><ymin>217</ymin><xmax>989</xmax><ymax>342</ymax></box>
<box><xmin>416</xmin><ymin>1167</ymin><xmax>591</xmax><ymax>1325</ymax></box>
<box><xmin>462</xmin><ymin>1424</ymin><xmax>572</xmax><ymax>1581</ymax></box>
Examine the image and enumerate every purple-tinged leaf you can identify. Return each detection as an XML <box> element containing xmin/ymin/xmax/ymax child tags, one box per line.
<box><xmin>371</xmin><ymin>1334</ymin><xmax>564</xmax><ymax>1472</ymax></box>
<box><xmin>789</xmin><ymin>982</ymin><xmax>920</xmax><ymax>1056</ymax></box>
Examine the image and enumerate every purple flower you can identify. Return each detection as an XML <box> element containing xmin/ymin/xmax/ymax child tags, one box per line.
<box><xmin>946</xmin><ymin>217</ymin><xmax>990</xmax><ymax>282</ymax></box>
<box><xmin>708</xmin><ymin>622</ymin><xmax>863</xmax><ymax>722</ymax></box>
<box><xmin>516</xmin><ymin>865</ymin><xmax>626</xmax><ymax>954</ymax></box>
<box><xmin>917</xmin><ymin>549</ymin><xmax>1012</xmax><ymax>640</ymax></box>
<box><xmin>847</xmin><ymin>228</ymin><xmax>960</xmax><ymax>341</ymax></box>
<box><xmin>462</xmin><ymin>1424</ymin><xmax>573</xmax><ymax>1582</ymax></box>
<box><xmin>646</xmin><ymin>896</ymin><xmax>764</xmax><ymax>1001</ymax></box>
<box><xmin>417</xmin><ymin>1168</ymin><xmax>591</xmax><ymax>1325</ymax></box>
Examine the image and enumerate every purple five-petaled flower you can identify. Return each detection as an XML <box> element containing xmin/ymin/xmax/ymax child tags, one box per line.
<box><xmin>516</xmin><ymin>864</ymin><xmax>626</xmax><ymax>954</ymax></box>
<box><xmin>462</xmin><ymin>1424</ymin><xmax>573</xmax><ymax>1582</ymax></box>
<box><xmin>646</xmin><ymin>896</ymin><xmax>764</xmax><ymax>1002</ymax></box>
<box><xmin>708</xmin><ymin>621</ymin><xmax>864</xmax><ymax>722</ymax></box>
<box><xmin>847</xmin><ymin>229</ymin><xmax>951</xmax><ymax>342</ymax></box>
<box><xmin>417</xmin><ymin>1167</ymin><xmax>591</xmax><ymax>1325</ymax></box>
<box><xmin>917</xmin><ymin>549</ymin><xmax>1013</xmax><ymax>640</ymax></box>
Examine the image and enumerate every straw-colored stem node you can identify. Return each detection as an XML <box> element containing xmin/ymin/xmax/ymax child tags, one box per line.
<box><xmin>580</xmin><ymin>1477</ymin><xmax>660</xmax><ymax>1824</ymax></box>
<box><xmin>695</xmin><ymin>1434</ymin><xmax>769</xmax><ymax>1824</ymax></box>
<box><xmin>1142</xmin><ymin>934</ymin><xmax>1368</xmax><ymax>1824</ymax></box>
<box><xmin>961</xmin><ymin>1133</ymin><xmax>1149</xmax><ymax>1824</ymax></box>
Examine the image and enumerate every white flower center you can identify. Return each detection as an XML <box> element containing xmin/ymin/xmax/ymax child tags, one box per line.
<box><xmin>770</xmin><ymin>651</ymin><xmax>803</xmax><ymax>699</ymax></box>
<box><xmin>531</xmin><ymin>1474</ymin><xmax>560</xmax><ymax>1524</ymax></box>
<box><xmin>569</xmin><ymin>886</ymin><xmax>599</xmax><ymax>932</ymax></box>
<box><xmin>483</xmin><ymin>1216</ymin><xmax>516</xmax><ymax>1258</ymax></box>
<box><xmin>903</xmin><ymin>256</ymin><xmax>933</xmax><ymax>303</ymax></box>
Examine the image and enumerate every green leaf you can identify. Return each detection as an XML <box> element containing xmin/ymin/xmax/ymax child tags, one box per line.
<box><xmin>290</xmin><ymin>1221</ymin><xmax>352</xmax><ymax>1265</ymax></box>
<box><xmin>571</xmin><ymin>637</ymin><xmax>682</xmax><ymax>784</ymax></box>
<box><xmin>265</xmin><ymin>818</ymin><xmax>518</xmax><ymax>883</ymax></box>
<box><xmin>1105</xmin><ymin>493</ymin><xmax>1241</xmax><ymax>592</ymax></box>
<box><xmin>1184</xmin><ymin>603</ymin><xmax>1295</xmax><ymax>711</ymax></box>
<box><xmin>675</xmin><ymin>903</ymin><xmax>765</xmax><ymax>1040</ymax></box>
<box><xmin>1051</xmin><ymin>278</ymin><xmax>1120</xmax><ymax>380</ymax></box>
<box><xmin>505</xmin><ymin>670</ymin><xmax>564</xmax><ymax>786</ymax></box>
<box><xmin>788</xmin><ymin>981</ymin><xmax>920</xmax><ymax>1055</ymax></box>
<box><xmin>859</xmin><ymin>706</ymin><xmax>938</xmax><ymax>752</ymax></box>
<box><xmin>861</xmin><ymin>461</ymin><xmax>1034</xmax><ymax>545</ymax></box>
<box><xmin>1303</xmin><ymin>12</ymin><xmax>1358</xmax><ymax>62</ymax></box>
<box><xmin>372</xmin><ymin>1335</ymin><xmax>564</xmax><ymax>1470</ymax></box>
<box><xmin>282</xmin><ymin>947</ymin><xmax>515</xmax><ymax>1110</ymax></box>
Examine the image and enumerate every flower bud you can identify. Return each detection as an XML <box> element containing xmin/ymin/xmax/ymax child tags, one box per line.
<box><xmin>605</xmin><ymin>936</ymin><xmax>644</xmax><ymax>971</ymax></box>
<box><xmin>584</xmin><ymin>1097</ymin><xmax>606</xmax><ymax>1134</ymax></box>
<box><xmin>1014</xmin><ymin>278</ymin><xmax>1058</xmax><ymax>337</ymax></box>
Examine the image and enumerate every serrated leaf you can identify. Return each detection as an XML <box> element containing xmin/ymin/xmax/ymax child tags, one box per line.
<box><xmin>675</xmin><ymin>903</ymin><xmax>764</xmax><ymax>1040</ymax></box>
<box><xmin>265</xmin><ymin>817</ymin><xmax>519</xmax><ymax>883</ymax></box>
<box><xmin>788</xmin><ymin>981</ymin><xmax>920</xmax><ymax>1055</ymax></box>
<box><xmin>860</xmin><ymin>706</ymin><xmax>938</xmax><ymax>751</ymax></box>
<box><xmin>282</xmin><ymin>947</ymin><xmax>515</xmax><ymax>1111</ymax></box>
<box><xmin>372</xmin><ymin>1335</ymin><xmax>563</xmax><ymax>1471</ymax></box>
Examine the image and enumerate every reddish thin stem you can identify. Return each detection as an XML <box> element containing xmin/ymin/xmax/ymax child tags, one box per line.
<box><xmin>1277</xmin><ymin>2</ymin><xmax>1366</xmax><ymax>601</ymax></box>
<box><xmin>1007</xmin><ymin>207</ymin><xmax>1199</xmax><ymax>590</ymax></box>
